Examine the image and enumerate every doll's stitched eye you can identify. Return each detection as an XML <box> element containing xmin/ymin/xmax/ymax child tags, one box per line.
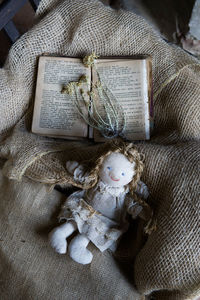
<box><xmin>107</xmin><ymin>166</ymin><xmax>111</xmax><ymax>170</ymax></box>
<box><xmin>121</xmin><ymin>172</ymin><xmax>125</xmax><ymax>176</ymax></box>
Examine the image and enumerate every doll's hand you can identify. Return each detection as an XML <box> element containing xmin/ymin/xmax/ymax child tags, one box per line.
<box><xmin>74</xmin><ymin>165</ymin><xmax>85</xmax><ymax>182</ymax></box>
<box><xmin>125</xmin><ymin>194</ymin><xmax>143</xmax><ymax>219</ymax></box>
<box><xmin>66</xmin><ymin>161</ymin><xmax>79</xmax><ymax>174</ymax></box>
<box><xmin>136</xmin><ymin>181</ymin><xmax>149</xmax><ymax>199</ymax></box>
<box><xmin>66</xmin><ymin>161</ymin><xmax>90</xmax><ymax>183</ymax></box>
<box><xmin>127</xmin><ymin>201</ymin><xmax>143</xmax><ymax>219</ymax></box>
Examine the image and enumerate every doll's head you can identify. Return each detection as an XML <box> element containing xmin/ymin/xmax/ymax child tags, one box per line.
<box><xmin>89</xmin><ymin>141</ymin><xmax>144</xmax><ymax>191</ymax></box>
<box><xmin>98</xmin><ymin>152</ymin><xmax>135</xmax><ymax>187</ymax></box>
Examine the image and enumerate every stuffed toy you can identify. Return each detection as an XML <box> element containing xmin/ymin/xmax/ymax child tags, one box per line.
<box><xmin>49</xmin><ymin>142</ymin><xmax>152</xmax><ymax>264</ymax></box>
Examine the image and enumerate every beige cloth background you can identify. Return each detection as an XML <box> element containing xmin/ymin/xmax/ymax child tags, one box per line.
<box><xmin>0</xmin><ymin>0</ymin><xmax>199</xmax><ymax>299</ymax></box>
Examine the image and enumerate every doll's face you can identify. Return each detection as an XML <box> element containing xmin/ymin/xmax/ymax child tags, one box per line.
<box><xmin>99</xmin><ymin>152</ymin><xmax>135</xmax><ymax>187</ymax></box>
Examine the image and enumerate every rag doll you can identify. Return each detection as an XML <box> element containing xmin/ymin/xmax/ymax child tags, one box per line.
<box><xmin>49</xmin><ymin>142</ymin><xmax>151</xmax><ymax>264</ymax></box>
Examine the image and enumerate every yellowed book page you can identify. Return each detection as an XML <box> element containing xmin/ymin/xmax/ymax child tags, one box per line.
<box><xmin>93</xmin><ymin>59</ymin><xmax>150</xmax><ymax>141</ymax></box>
<box><xmin>32</xmin><ymin>56</ymin><xmax>90</xmax><ymax>138</ymax></box>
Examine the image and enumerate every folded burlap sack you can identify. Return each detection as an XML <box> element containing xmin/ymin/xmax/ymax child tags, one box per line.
<box><xmin>0</xmin><ymin>0</ymin><xmax>199</xmax><ymax>299</ymax></box>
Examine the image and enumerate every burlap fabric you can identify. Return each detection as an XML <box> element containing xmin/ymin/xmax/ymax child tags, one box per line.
<box><xmin>0</xmin><ymin>0</ymin><xmax>199</xmax><ymax>299</ymax></box>
<box><xmin>0</xmin><ymin>167</ymin><xmax>141</xmax><ymax>300</ymax></box>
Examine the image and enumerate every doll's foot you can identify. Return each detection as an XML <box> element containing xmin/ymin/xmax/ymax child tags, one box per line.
<box><xmin>69</xmin><ymin>234</ymin><xmax>93</xmax><ymax>265</ymax></box>
<box><xmin>49</xmin><ymin>222</ymin><xmax>77</xmax><ymax>254</ymax></box>
<box><xmin>49</xmin><ymin>228</ymin><xmax>67</xmax><ymax>254</ymax></box>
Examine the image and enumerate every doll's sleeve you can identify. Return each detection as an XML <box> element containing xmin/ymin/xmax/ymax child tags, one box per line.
<box><xmin>66</xmin><ymin>161</ymin><xmax>89</xmax><ymax>184</ymax></box>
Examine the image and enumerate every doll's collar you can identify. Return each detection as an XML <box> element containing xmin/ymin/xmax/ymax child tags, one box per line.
<box><xmin>97</xmin><ymin>180</ymin><xmax>128</xmax><ymax>196</ymax></box>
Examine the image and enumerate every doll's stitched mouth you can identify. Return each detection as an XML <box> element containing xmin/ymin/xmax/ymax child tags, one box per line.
<box><xmin>110</xmin><ymin>175</ymin><xmax>120</xmax><ymax>182</ymax></box>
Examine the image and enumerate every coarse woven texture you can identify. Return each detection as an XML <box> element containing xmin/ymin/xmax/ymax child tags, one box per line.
<box><xmin>0</xmin><ymin>169</ymin><xmax>141</xmax><ymax>300</ymax></box>
<box><xmin>0</xmin><ymin>0</ymin><xmax>199</xmax><ymax>299</ymax></box>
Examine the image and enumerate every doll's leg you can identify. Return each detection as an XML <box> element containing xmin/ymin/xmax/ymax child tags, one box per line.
<box><xmin>68</xmin><ymin>233</ymin><xmax>93</xmax><ymax>265</ymax></box>
<box><xmin>49</xmin><ymin>221</ymin><xmax>77</xmax><ymax>254</ymax></box>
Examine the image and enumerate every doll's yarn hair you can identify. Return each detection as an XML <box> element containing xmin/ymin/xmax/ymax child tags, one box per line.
<box><xmin>87</xmin><ymin>140</ymin><xmax>144</xmax><ymax>192</ymax></box>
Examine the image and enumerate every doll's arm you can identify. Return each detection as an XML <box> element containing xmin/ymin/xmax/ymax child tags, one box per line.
<box><xmin>125</xmin><ymin>194</ymin><xmax>143</xmax><ymax>219</ymax></box>
<box><xmin>125</xmin><ymin>193</ymin><xmax>152</xmax><ymax>222</ymax></box>
<box><xmin>125</xmin><ymin>181</ymin><xmax>150</xmax><ymax>219</ymax></box>
<box><xmin>66</xmin><ymin>161</ymin><xmax>89</xmax><ymax>184</ymax></box>
<box><xmin>135</xmin><ymin>180</ymin><xmax>149</xmax><ymax>199</ymax></box>
<box><xmin>126</xmin><ymin>182</ymin><xmax>155</xmax><ymax>233</ymax></box>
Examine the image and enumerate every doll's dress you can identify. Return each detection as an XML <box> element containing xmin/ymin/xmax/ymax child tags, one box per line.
<box><xmin>58</xmin><ymin>180</ymin><xmax>148</xmax><ymax>252</ymax></box>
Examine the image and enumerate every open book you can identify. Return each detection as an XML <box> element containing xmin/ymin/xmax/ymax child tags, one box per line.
<box><xmin>32</xmin><ymin>55</ymin><xmax>152</xmax><ymax>141</ymax></box>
